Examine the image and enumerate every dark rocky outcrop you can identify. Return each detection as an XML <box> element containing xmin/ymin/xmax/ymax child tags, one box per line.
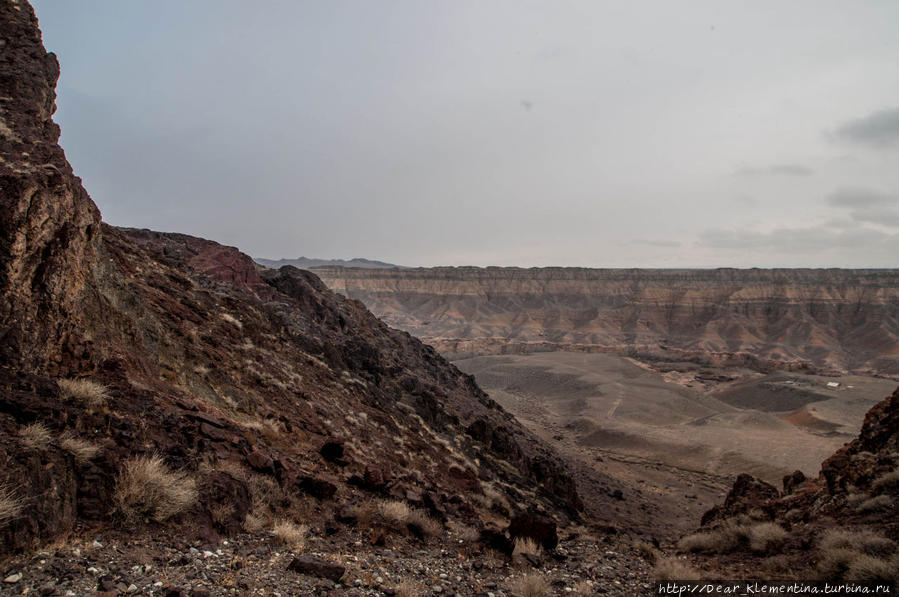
<box><xmin>0</xmin><ymin>1</ymin><xmax>581</xmax><ymax>556</ymax></box>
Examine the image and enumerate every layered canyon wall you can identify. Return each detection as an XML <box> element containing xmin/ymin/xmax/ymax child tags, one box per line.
<box><xmin>314</xmin><ymin>267</ymin><xmax>899</xmax><ymax>375</ymax></box>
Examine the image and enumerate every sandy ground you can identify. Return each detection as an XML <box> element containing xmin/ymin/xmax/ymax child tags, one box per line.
<box><xmin>454</xmin><ymin>352</ymin><xmax>896</xmax><ymax>539</ymax></box>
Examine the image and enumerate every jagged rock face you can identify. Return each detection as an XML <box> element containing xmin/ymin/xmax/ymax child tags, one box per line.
<box><xmin>314</xmin><ymin>267</ymin><xmax>899</xmax><ymax>374</ymax></box>
<box><xmin>819</xmin><ymin>386</ymin><xmax>899</xmax><ymax>494</ymax></box>
<box><xmin>701</xmin><ymin>385</ymin><xmax>898</xmax><ymax>537</ymax></box>
<box><xmin>0</xmin><ymin>0</ymin><xmax>100</xmax><ymax>372</ymax></box>
<box><xmin>0</xmin><ymin>2</ymin><xmax>581</xmax><ymax>554</ymax></box>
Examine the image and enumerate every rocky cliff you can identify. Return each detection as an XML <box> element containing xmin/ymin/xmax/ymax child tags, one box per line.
<box><xmin>0</xmin><ymin>1</ymin><xmax>581</xmax><ymax>557</ymax></box>
<box><xmin>314</xmin><ymin>267</ymin><xmax>899</xmax><ymax>375</ymax></box>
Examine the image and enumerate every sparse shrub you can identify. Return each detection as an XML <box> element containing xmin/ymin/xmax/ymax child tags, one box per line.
<box><xmin>509</xmin><ymin>573</ymin><xmax>550</xmax><ymax>597</ymax></box>
<box><xmin>819</xmin><ymin>529</ymin><xmax>896</xmax><ymax>558</ymax></box>
<box><xmin>378</xmin><ymin>499</ymin><xmax>412</xmax><ymax>525</ymax></box>
<box><xmin>58</xmin><ymin>378</ymin><xmax>109</xmax><ymax>409</ymax></box>
<box><xmin>220</xmin><ymin>313</ymin><xmax>242</xmax><ymax>329</ymax></box>
<box><xmin>632</xmin><ymin>540</ymin><xmax>660</xmax><ymax>564</ymax></box>
<box><xmin>653</xmin><ymin>556</ymin><xmax>700</xmax><ymax>581</ymax></box>
<box><xmin>513</xmin><ymin>536</ymin><xmax>543</xmax><ymax>561</ymax></box>
<box><xmin>678</xmin><ymin>531</ymin><xmax>726</xmax><ymax>554</ymax></box>
<box><xmin>816</xmin><ymin>547</ymin><xmax>858</xmax><ymax>580</ymax></box>
<box><xmin>749</xmin><ymin>522</ymin><xmax>788</xmax><ymax>554</ymax></box>
<box><xmin>115</xmin><ymin>455</ymin><xmax>197</xmax><ymax>523</ymax></box>
<box><xmin>272</xmin><ymin>519</ymin><xmax>308</xmax><ymax>550</ymax></box>
<box><xmin>243</xmin><ymin>512</ymin><xmax>266</xmax><ymax>533</ymax></box>
<box><xmin>0</xmin><ymin>485</ymin><xmax>24</xmax><ymax>526</ymax></box>
<box><xmin>18</xmin><ymin>422</ymin><xmax>52</xmax><ymax>450</ymax></box>
<box><xmin>856</xmin><ymin>495</ymin><xmax>893</xmax><ymax>513</ymax></box>
<box><xmin>872</xmin><ymin>469</ymin><xmax>899</xmax><ymax>492</ymax></box>
<box><xmin>406</xmin><ymin>507</ymin><xmax>442</xmax><ymax>538</ymax></box>
<box><xmin>350</xmin><ymin>501</ymin><xmax>378</xmax><ymax>529</ymax></box>
<box><xmin>60</xmin><ymin>433</ymin><xmax>101</xmax><ymax>464</ymax></box>
<box><xmin>377</xmin><ymin>499</ymin><xmax>440</xmax><ymax>538</ymax></box>
<box><xmin>456</xmin><ymin>524</ymin><xmax>481</xmax><ymax>544</ymax></box>
<box><xmin>845</xmin><ymin>554</ymin><xmax>898</xmax><ymax>582</ymax></box>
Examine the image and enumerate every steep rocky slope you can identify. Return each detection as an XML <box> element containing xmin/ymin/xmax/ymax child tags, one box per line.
<box><xmin>667</xmin><ymin>385</ymin><xmax>899</xmax><ymax>582</ymax></box>
<box><xmin>0</xmin><ymin>0</ymin><xmax>582</xmax><ymax>563</ymax></box>
<box><xmin>315</xmin><ymin>267</ymin><xmax>899</xmax><ymax>375</ymax></box>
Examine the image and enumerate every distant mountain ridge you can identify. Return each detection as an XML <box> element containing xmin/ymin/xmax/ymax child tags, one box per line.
<box><xmin>255</xmin><ymin>256</ymin><xmax>402</xmax><ymax>269</ymax></box>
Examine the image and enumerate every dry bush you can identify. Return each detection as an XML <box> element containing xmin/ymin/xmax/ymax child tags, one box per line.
<box><xmin>872</xmin><ymin>469</ymin><xmax>899</xmax><ymax>492</ymax></box>
<box><xmin>350</xmin><ymin>501</ymin><xmax>378</xmax><ymax>529</ymax></box>
<box><xmin>272</xmin><ymin>519</ymin><xmax>308</xmax><ymax>550</ymax></box>
<box><xmin>58</xmin><ymin>378</ymin><xmax>109</xmax><ymax>410</ymax></box>
<box><xmin>115</xmin><ymin>455</ymin><xmax>197</xmax><ymax>523</ymax></box>
<box><xmin>632</xmin><ymin>540</ymin><xmax>660</xmax><ymax>564</ymax></box>
<box><xmin>749</xmin><ymin>522</ymin><xmax>789</xmax><ymax>554</ymax></box>
<box><xmin>509</xmin><ymin>573</ymin><xmax>550</xmax><ymax>597</ymax></box>
<box><xmin>513</xmin><ymin>537</ymin><xmax>543</xmax><ymax>560</ymax></box>
<box><xmin>405</xmin><ymin>508</ymin><xmax>441</xmax><ymax>538</ymax></box>
<box><xmin>220</xmin><ymin>313</ymin><xmax>242</xmax><ymax>329</ymax></box>
<box><xmin>820</xmin><ymin>529</ymin><xmax>896</xmax><ymax>558</ymax></box>
<box><xmin>845</xmin><ymin>554</ymin><xmax>898</xmax><ymax>582</ymax></box>
<box><xmin>653</xmin><ymin>557</ymin><xmax>700</xmax><ymax>581</ymax></box>
<box><xmin>816</xmin><ymin>547</ymin><xmax>857</xmax><ymax>580</ymax></box>
<box><xmin>855</xmin><ymin>495</ymin><xmax>893</xmax><ymax>513</ymax></box>
<box><xmin>18</xmin><ymin>422</ymin><xmax>52</xmax><ymax>450</ymax></box>
<box><xmin>60</xmin><ymin>433</ymin><xmax>101</xmax><ymax>465</ymax></box>
<box><xmin>0</xmin><ymin>485</ymin><xmax>24</xmax><ymax>526</ymax></box>
<box><xmin>678</xmin><ymin>518</ymin><xmax>761</xmax><ymax>554</ymax></box>
<box><xmin>678</xmin><ymin>532</ymin><xmax>717</xmax><ymax>553</ymax></box>
<box><xmin>378</xmin><ymin>499</ymin><xmax>412</xmax><ymax>525</ymax></box>
<box><xmin>456</xmin><ymin>524</ymin><xmax>481</xmax><ymax>544</ymax></box>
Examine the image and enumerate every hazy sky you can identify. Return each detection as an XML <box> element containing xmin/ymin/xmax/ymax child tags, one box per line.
<box><xmin>32</xmin><ymin>1</ymin><xmax>899</xmax><ymax>267</ymax></box>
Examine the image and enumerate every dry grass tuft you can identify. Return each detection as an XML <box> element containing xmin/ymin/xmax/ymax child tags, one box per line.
<box><xmin>677</xmin><ymin>533</ymin><xmax>724</xmax><ymax>553</ymax></box>
<box><xmin>819</xmin><ymin>529</ymin><xmax>896</xmax><ymax>558</ymax></box>
<box><xmin>115</xmin><ymin>455</ymin><xmax>197</xmax><ymax>523</ymax></box>
<box><xmin>509</xmin><ymin>573</ymin><xmax>551</xmax><ymax>597</ymax></box>
<box><xmin>513</xmin><ymin>536</ymin><xmax>543</xmax><ymax>560</ymax></box>
<box><xmin>378</xmin><ymin>499</ymin><xmax>412</xmax><ymax>524</ymax></box>
<box><xmin>58</xmin><ymin>378</ymin><xmax>109</xmax><ymax>410</ymax></box>
<box><xmin>60</xmin><ymin>433</ymin><xmax>101</xmax><ymax>465</ymax></box>
<box><xmin>845</xmin><ymin>554</ymin><xmax>898</xmax><ymax>582</ymax></box>
<box><xmin>748</xmin><ymin>522</ymin><xmax>789</xmax><ymax>554</ymax></box>
<box><xmin>632</xmin><ymin>540</ymin><xmax>660</xmax><ymax>564</ymax></box>
<box><xmin>678</xmin><ymin>519</ymin><xmax>783</xmax><ymax>555</ymax></box>
<box><xmin>855</xmin><ymin>495</ymin><xmax>893</xmax><ymax>513</ymax></box>
<box><xmin>653</xmin><ymin>557</ymin><xmax>701</xmax><ymax>581</ymax></box>
<box><xmin>272</xmin><ymin>519</ymin><xmax>308</xmax><ymax>550</ymax></box>
<box><xmin>18</xmin><ymin>422</ymin><xmax>52</xmax><ymax>450</ymax></box>
<box><xmin>872</xmin><ymin>469</ymin><xmax>899</xmax><ymax>492</ymax></box>
<box><xmin>816</xmin><ymin>547</ymin><xmax>857</xmax><ymax>580</ymax></box>
<box><xmin>816</xmin><ymin>529</ymin><xmax>898</xmax><ymax>581</ymax></box>
<box><xmin>376</xmin><ymin>499</ymin><xmax>441</xmax><ymax>537</ymax></box>
<box><xmin>0</xmin><ymin>485</ymin><xmax>24</xmax><ymax>526</ymax></box>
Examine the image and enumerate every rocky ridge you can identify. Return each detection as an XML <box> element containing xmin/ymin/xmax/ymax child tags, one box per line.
<box><xmin>0</xmin><ymin>0</ymin><xmax>592</xmax><ymax>574</ymax></box>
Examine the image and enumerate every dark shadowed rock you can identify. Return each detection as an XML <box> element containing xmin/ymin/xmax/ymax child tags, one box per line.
<box><xmin>508</xmin><ymin>510</ymin><xmax>558</xmax><ymax>551</ymax></box>
<box><xmin>287</xmin><ymin>556</ymin><xmax>345</xmax><ymax>582</ymax></box>
<box><xmin>782</xmin><ymin>470</ymin><xmax>807</xmax><ymax>495</ymax></box>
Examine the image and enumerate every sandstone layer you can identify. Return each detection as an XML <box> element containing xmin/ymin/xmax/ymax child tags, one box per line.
<box><xmin>315</xmin><ymin>267</ymin><xmax>899</xmax><ymax>375</ymax></box>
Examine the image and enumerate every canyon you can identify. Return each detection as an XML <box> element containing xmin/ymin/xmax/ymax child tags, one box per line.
<box><xmin>314</xmin><ymin>266</ymin><xmax>899</xmax><ymax>376</ymax></box>
<box><xmin>1</xmin><ymin>1</ymin><xmax>897</xmax><ymax>592</ymax></box>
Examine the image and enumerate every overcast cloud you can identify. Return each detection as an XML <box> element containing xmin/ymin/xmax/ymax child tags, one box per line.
<box><xmin>31</xmin><ymin>0</ymin><xmax>899</xmax><ymax>267</ymax></box>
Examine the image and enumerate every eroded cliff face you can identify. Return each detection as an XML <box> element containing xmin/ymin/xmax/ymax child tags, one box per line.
<box><xmin>0</xmin><ymin>0</ymin><xmax>100</xmax><ymax>372</ymax></box>
<box><xmin>0</xmin><ymin>2</ymin><xmax>582</xmax><ymax>555</ymax></box>
<box><xmin>314</xmin><ymin>267</ymin><xmax>899</xmax><ymax>375</ymax></box>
